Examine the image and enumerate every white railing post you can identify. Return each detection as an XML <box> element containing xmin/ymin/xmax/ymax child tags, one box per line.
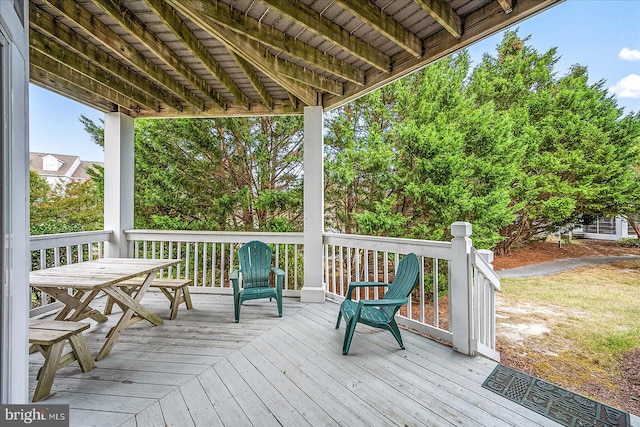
<box><xmin>450</xmin><ymin>221</ymin><xmax>472</xmax><ymax>355</ymax></box>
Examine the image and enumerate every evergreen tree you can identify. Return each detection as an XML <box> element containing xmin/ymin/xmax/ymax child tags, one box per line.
<box><xmin>81</xmin><ymin>115</ymin><xmax>303</xmax><ymax>231</ymax></box>
<box><xmin>469</xmin><ymin>31</ymin><xmax>640</xmax><ymax>252</ymax></box>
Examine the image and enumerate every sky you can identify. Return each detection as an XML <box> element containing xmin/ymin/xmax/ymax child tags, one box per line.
<box><xmin>29</xmin><ymin>0</ymin><xmax>640</xmax><ymax>163</ymax></box>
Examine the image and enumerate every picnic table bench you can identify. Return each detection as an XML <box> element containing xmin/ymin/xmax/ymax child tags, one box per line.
<box><xmin>29</xmin><ymin>320</ymin><xmax>95</xmax><ymax>402</ymax></box>
<box><xmin>104</xmin><ymin>278</ymin><xmax>193</xmax><ymax>320</ymax></box>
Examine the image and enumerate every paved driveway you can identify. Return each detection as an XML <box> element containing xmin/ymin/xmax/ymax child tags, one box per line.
<box><xmin>496</xmin><ymin>255</ymin><xmax>640</xmax><ymax>278</ymax></box>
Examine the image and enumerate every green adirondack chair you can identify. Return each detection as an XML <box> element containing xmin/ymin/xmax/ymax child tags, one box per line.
<box><xmin>335</xmin><ymin>253</ymin><xmax>420</xmax><ymax>355</ymax></box>
<box><xmin>230</xmin><ymin>240</ymin><xmax>284</xmax><ymax>323</ymax></box>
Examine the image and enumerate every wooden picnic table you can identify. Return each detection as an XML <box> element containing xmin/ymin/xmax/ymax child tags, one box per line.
<box><xmin>30</xmin><ymin>258</ymin><xmax>181</xmax><ymax>360</ymax></box>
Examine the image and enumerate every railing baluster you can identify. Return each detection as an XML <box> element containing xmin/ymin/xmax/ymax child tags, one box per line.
<box><xmin>202</xmin><ymin>242</ymin><xmax>208</xmax><ymax>287</ymax></box>
<box><xmin>294</xmin><ymin>244</ymin><xmax>298</xmax><ymax>290</ymax></box>
<box><xmin>433</xmin><ymin>258</ymin><xmax>439</xmax><ymax>329</ymax></box>
<box><xmin>193</xmin><ymin>242</ymin><xmax>199</xmax><ymax>286</ymax></box>
<box><xmin>419</xmin><ymin>256</ymin><xmax>425</xmax><ymax>323</ymax></box>
<box><xmin>284</xmin><ymin>244</ymin><xmax>289</xmax><ymax>290</ymax></box>
<box><xmin>220</xmin><ymin>243</ymin><xmax>225</xmax><ymax>287</ymax></box>
<box><xmin>373</xmin><ymin>250</ymin><xmax>379</xmax><ymax>299</ymax></box>
<box><xmin>227</xmin><ymin>243</ymin><xmax>235</xmax><ymax>286</ymax></box>
<box><xmin>185</xmin><ymin>242</ymin><xmax>191</xmax><ymax>280</ymax></box>
<box><xmin>212</xmin><ymin>242</ymin><xmax>217</xmax><ymax>287</ymax></box>
<box><xmin>347</xmin><ymin>247</ymin><xmax>351</xmax><ymax>295</ymax></box>
<box><xmin>177</xmin><ymin>243</ymin><xmax>183</xmax><ymax>279</ymax></box>
<box><xmin>168</xmin><ymin>242</ymin><xmax>174</xmax><ymax>278</ymax></box>
<box><xmin>339</xmin><ymin>246</ymin><xmax>344</xmax><ymax>296</ymax></box>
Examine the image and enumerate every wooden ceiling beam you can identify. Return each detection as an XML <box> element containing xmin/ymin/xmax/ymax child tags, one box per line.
<box><xmin>166</xmin><ymin>0</ymin><xmax>320</xmax><ymax>106</ymax></box>
<box><xmin>414</xmin><ymin>0</ymin><xmax>463</xmax><ymax>38</ymax></box>
<box><xmin>43</xmin><ymin>0</ymin><xmax>205</xmax><ymax>111</ymax></box>
<box><xmin>229</xmin><ymin>51</ymin><xmax>273</xmax><ymax>110</ymax></box>
<box><xmin>30</xmin><ymin>29</ymin><xmax>161</xmax><ymax>111</ymax></box>
<box><xmin>141</xmin><ymin>0</ymin><xmax>249</xmax><ymax>110</ymax></box>
<box><xmin>30</xmin><ymin>48</ymin><xmax>144</xmax><ymax>114</ymax></box>
<box><xmin>169</xmin><ymin>0</ymin><xmax>364</xmax><ymax>86</ymax></box>
<box><xmin>333</xmin><ymin>0</ymin><xmax>423</xmax><ymax>58</ymax></box>
<box><xmin>29</xmin><ymin>4</ymin><xmax>184</xmax><ymax>112</ymax></box>
<box><xmin>258</xmin><ymin>0</ymin><xmax>391</xmax><ymax>72</ymax></box>
<box><xmin>496</xmin><ymin>0</ymin><xmax>514</xmax><ymax>14</ymax></box>
<box><xmin>325</xmin><ymin>0</ymin><xmax>560</xmax><ymax>109</ymax></box>
<box><xmin>167</xmin><ymin>0</ymin><xmax>342</xmax><ymax>97</ymax></box>
<box><xmin>135</xmin><ymin>100</ymin><xmax>302</xmax><ymax>118</ymax></box>
<box><xmin>91</xmin><ymin>0</ymin><xmax>226</xmax><ymax>110</ymax></box>
<box><xmin>30</xmin><ymin>67</ymin><xmax>116</xmax><ymax>113</ymax></box>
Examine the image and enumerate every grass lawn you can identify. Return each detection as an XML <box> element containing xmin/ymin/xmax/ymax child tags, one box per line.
<box><xmin>497</xmin><ymin>260</ymin><xmax>640</xmax><ymax>415</ymax></box>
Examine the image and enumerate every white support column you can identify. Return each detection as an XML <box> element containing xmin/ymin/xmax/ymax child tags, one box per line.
<box><xmin>300</xmin><ymin>106</ymin><xmax>325</xmax><ymax>303</ymax></box>
<box><xmin>450</xmin><ymin>221</ymin><xmax>472</xmax><ymax>355</ymax></box>
<box><xmin>0</xmin><ymin>0</ymin><xmax>30</xmax><ymax>404</ymax></box>
<box><xmin>104</xmin><ymin>112</ymin><xmax>134</xmax><ymax>258</ymax></box>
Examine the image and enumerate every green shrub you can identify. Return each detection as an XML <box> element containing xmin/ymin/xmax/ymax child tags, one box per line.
<box><xmin>619</xmin><ymin>237</ymin><xmax>640</xmax><ymax>247</ymax></box>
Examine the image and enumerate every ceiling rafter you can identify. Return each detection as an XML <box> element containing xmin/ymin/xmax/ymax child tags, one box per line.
<box><xmin>30</xmin><ymin>29</ymin><xmax>161</xmax><ymax>111</ymax></box>
<box><xmin>257</xmin><ymin>0</ymin><xmax>391</xmax><ymax>72</ymax></box>
<box><xmin>229</xmin><ymin>51</ymin><xmax>274</xmax><ymax>110</ymax></box>
<box><xmin>333</xmin><ymin>0</ymin><xmax>423</xmax><ymax>58</ymax></box>
<box><xmin>165</xmin><ymin>0</ymin><xmax>343</xmax><ymax>98</ymax></box>
<box><xmin>29</xmin><ymin>4</ymin><xmax>184</xmax><ymax>112</ymax></box>
<box><xmin>168</xmin><ymin>0</ymin><xmax>364</xmax><ymax>86</ymax></box>
<box><xmin>43</xmin><ymin>0</ymin><xmax>205</xmax><ymax>111</ymax></box>
<box><xmin>166</xmin><ymin>0</ymin><xmax>321</xmax><ymax>106</ymax></box>
<box><xmin>496</xmin><ymin>0</ymin><xmax>514</xmax><ymax>13</ymax></box>
<box><xmin>413</xmin><ymin>0</ymin><xmax>463</xmax><ymax>38</ymax></box>
<box><xmin>141</xmin><ymin>0</ymin><xmax>250</xmax><ymax>110</ymax></box>
<box><xmin>90</xmin><ymin>0</ymin><xmax>226</xmax><ymax>110</ymax></box>
<box><xmin>325</xmin><ymin>0</ymin><xmax>558</xmax><ymax>109</ymax></box>
<box><xmin>31</xmin><ymin>48</ymin><xmax>143</xmax><ymax>114</ymax></box>
<box><xmin>31</xmin><ymin>65</ymin><xmax>122</xmax><ymax>113</ymax></box>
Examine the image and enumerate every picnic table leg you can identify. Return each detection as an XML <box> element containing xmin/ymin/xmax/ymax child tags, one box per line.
<box><xmin>96</xmin><ymin>272</ymin><xmax>163</xmax><ymax>360</ymax></box>
<box><xmin>32</xmin><ymin>340</ymin><xmax>65</xmax><ymax>402</ymax></box>
<box><xmin>43</xmin><ymin>288</ymin><xmax>108</xmax><ymax>323</ymax></box>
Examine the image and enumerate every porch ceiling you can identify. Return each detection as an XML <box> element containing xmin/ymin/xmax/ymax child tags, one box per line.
<box><xmin>29</xmin><ymin>0</ymin><xmax>562</xmax><ymax>118</ymax></box>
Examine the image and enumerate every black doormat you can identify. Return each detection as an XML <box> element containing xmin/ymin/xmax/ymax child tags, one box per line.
<box><xmin>482</xmin><ymin>364</ymin><xmax>631</xmax><ymax>427</ymax></box>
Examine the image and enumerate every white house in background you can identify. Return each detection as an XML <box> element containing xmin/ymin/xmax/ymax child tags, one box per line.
<box><xmin>574</xmin><ymin>217</ymin><xmax>638</xmax><ymax>241</ymax></box>
<box><xmin>29</xmin><ymin>152</ymin><xmax>102</xmax><ymax>188</ymax></box>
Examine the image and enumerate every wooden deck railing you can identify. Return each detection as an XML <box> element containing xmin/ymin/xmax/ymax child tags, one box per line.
<box><xmin>322</xmin><ymin>233</ymin><xmax>455</xmax><ymax>343</ymax></box>
<box><xmin>29</xmin><ymin>226</ymin><xmax>499</xmax><ymax>359</ymax></box>
<box><xmin>124</xmin><ymin>230</ymin><xmax>304</xmax><ymax>293</ymax></box>
<box><xmin>471</xmin><ymin>248</ymin><xmax>501</xmax><ymax>361</ymax></box>
<box><xmin>29</xmin><ymin>230</ymin><xmax>112</xmax><ymax>317</ymax></box>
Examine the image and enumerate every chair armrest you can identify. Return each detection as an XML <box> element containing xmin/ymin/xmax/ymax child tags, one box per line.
<box><xmin>346</xmin><ymin>282</ymin><xmax>389</xmax><ymax>300</ymax></box>
<box><xmin>230</xmin><ymin>269</ymin><xmax>241</xmax><ymax>294</ymax></box>
<box><xmin>359</xmin><ymin>298</ymin><xmax>408</xmax><ymax>307</ymax></box>
<box><xmin>271</xmin><ymin>267</ymin><xmax>285</xmax><ymax>293</ymax></box>
<box><xmin>270</xmin><ymin>267</ymin><xmax>285</xmax><ymax>276</ymax></box>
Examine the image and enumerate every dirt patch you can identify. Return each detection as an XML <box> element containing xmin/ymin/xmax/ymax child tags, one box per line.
<box><xmin>494</xmin><ymin>238</ymin><xmax>640</xmax><ymax>416</ymax></box>
<box><xmin>492</xmin><ymin>238</ymin><xmax>640</xmax><ymax>270</ymax></box>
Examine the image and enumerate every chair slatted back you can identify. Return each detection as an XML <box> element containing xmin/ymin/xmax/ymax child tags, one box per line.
<box><xmin>238</xmin><ymin>241</ymin><xmax>273</xmax><ymax>289</ymax></box>
<box><xmin>380</xmin><ymin>253</ymin><xmax>420</xmax><ymax>318</ymax></box>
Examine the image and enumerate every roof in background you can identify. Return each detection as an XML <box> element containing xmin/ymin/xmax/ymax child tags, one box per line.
<box><xmin>29</xmin><ymin>152</ymin><xmax>103</xmax><ymax>180</ymax></box>
<box><xmin>29</xmin><ymin>0</ymin><xmax>562</xmax><ymax>118</ymax></box>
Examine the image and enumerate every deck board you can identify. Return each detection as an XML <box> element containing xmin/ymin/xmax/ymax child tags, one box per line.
<box><xmin>29</xmin><ymin>292</ymin><xmax>606</xmax><ymax>426</ymax></box>
<box><xmin>159</xmin><ymin>388</ymin><xmax>195</xmax><ymax>427</ymax></box>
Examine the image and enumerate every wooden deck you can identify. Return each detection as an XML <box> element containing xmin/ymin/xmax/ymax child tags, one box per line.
<box><xmin>30</xmin><ymin>292</ymin><xmax>563</xmax><ymax>427</ymax></box>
